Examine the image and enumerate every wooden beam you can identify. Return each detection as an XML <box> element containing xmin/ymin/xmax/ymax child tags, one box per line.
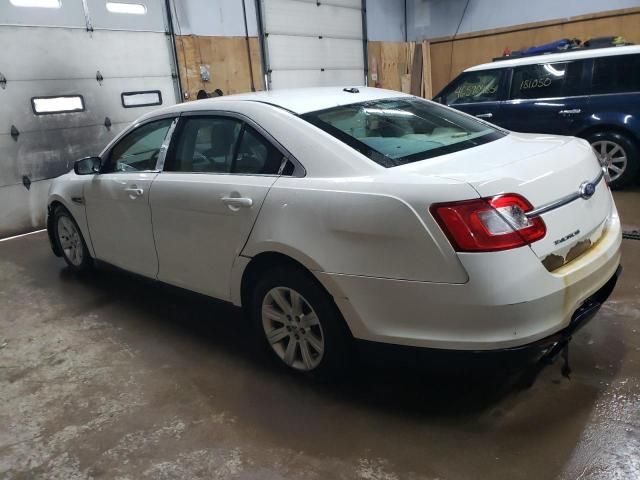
<box><xmin>409</xmin><ymin>42</ymin><xmax>423</xmax><ymax>96</ymax></box>
<box><xmin>428</xmin><ymin>6</ymin><xmax>640</xmax><ymax>44</ymax></box>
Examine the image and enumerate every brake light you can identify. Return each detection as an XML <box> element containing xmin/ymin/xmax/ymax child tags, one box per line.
<box><xmin>430</xmin><ymin>194</ymin><xmax>546</xmax><ymax>252</ymax></box>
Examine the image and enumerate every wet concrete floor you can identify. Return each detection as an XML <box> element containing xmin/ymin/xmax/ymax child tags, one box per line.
<box><xmin>1</xmin><ymin>191</ymin><xmax>639</xmax><ymax>479</ymax></box>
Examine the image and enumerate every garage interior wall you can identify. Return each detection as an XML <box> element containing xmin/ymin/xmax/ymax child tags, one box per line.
<box><xmin>428</xmin><ymin>7</ymin><xmax>640</xmax><ymax>94</ymax></box>
<box><xmin>170</xmin><ymin>0</ymin><xmax>264</xmax><ymax>100</ymax></box>
<box><xmin>0</xmin><ymin>0</ymin><xmax>179</xmax><ymax>238</ymax></box>
<box><xmin>367</xmin><ymin>5</ymin><xmax>640</xmax><ymax>96</ymax></box>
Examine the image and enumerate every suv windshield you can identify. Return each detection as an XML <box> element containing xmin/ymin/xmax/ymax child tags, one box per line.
<box><xmin>302</xmin><ymin>97</ymin><xmax>506</xmax><ymax>167</ymax></box>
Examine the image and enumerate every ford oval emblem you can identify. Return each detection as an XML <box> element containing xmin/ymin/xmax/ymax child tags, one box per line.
<box><xmin>579</xmin><ymin>181</ymin><xmax>596</xmax><ymax>199</ymax></box>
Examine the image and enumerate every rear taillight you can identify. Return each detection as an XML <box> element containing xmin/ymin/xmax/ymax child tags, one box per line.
<box><xmin>430</xmin><ymin>194</ymin><xmax>546</xmax><ymax>252</ymax></box>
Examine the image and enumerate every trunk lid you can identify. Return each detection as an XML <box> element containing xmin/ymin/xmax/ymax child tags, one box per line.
<box><xmin>400</xmin><ymin>132</ymin><xmax>613</xmax><ymax>267</ymax></box>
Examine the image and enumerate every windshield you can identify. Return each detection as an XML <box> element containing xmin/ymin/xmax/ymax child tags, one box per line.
<box><xmin>301</xmin><ymin>97</ymin><xmax>506</xmax><ymax>167</ymax></box>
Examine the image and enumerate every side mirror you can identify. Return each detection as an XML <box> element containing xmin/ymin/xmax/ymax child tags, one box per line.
<box><xmin>74</xmin><ymin>156</ymin><xmax>101</xmax><ymax>175</ymax></box>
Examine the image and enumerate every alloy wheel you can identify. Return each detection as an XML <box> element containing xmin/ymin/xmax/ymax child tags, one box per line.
<box><xmin>592</xmin><ymin>140</ymin><xmax>628</xmax><ymax>182</ymax></box>
<box><xmin>57</xmin><ymin>216</ymin><xmax>84</xmax><ymax>267</ymax></box>
<box><xmin>261</xmin><ymin>286</ymin><xmax>325</xmax><ymax>371</ymax></box>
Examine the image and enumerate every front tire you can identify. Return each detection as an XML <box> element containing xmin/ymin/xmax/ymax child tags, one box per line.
<box><xmin>53</xmin><ymin>206</ymin><xmax>93</xmax><ymax>272</ymax></box>
<box><xmin>586</xmin><ymin>131</ymin><xmax>639</xmax><ymax>189</ymax></box>
<box><xmin>250</xmin><ymin>265</ymin><xmax>351</xmax><ymax>377</ymax></box>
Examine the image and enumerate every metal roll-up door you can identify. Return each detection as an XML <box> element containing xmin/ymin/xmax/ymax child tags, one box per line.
<box><xmin>0</xmin><ymin>0</ymin><xmax>180</xmax><ymax>238</ymax></box>
<box><xmin>258</xmin><ymin>0</ymin><xmax>366</xmax><ymax>89</ymax></box>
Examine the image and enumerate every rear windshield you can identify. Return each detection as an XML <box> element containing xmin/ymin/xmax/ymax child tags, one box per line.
<box><xmin>301</xmin><ymin>97</ymin><xmax>506</xmax><ymax>167</ymax></box>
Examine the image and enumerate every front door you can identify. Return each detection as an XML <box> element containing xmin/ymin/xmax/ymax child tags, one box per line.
<box><xmin>84</xmin><ymin>118</ymin><xmax>174</xmax><ymax>278</ymax></box>
<box><xmin>500</xmin><ymin>60</ymin><xmax>590</xmax><ymax>135</ymax></box>
<box><xmin>150</xmin><ymin>115</ymin><xmax>286</xmax><ymax>300</ymax></box>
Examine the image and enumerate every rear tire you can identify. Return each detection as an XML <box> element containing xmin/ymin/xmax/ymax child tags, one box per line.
<box><xmin>250</xmin><ymin>265</ymin><xmax>352</xmax><ymax>378</ymax></box>
<box><xmin>586</xmin><ymin>131</ymin><xmax>639</xmax><ymax>189</ymax></box>
<box><xmin>52</xmin><ymin>206</ymin><xmax>93</xmax><ymax>272</ymax></box>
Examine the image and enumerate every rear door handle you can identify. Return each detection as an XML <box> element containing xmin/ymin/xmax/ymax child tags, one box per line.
<box><xmin>558</xmin><ymin>109</ymin><xmax>581</xmax><ymax>116</ymax></box>
<box><xmin>221</xmin><ymin>196</ymin><xmax>253</xmax><ymax>208</ymax></box>
<box><xmin>124</xmin><ymin>187</ymin><xmax>144</xmax><ymax>197</ymax></box>
<box><xmin>475</xmin><ymin>113</ymin><xmax>493</xmax><ymax>119</ymax></box>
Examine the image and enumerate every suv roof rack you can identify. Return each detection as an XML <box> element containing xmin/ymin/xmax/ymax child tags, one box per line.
<box><xmin>492</xmin><ymin>36</ymin><xmax>634</xmax><ymax>62</ymax></box>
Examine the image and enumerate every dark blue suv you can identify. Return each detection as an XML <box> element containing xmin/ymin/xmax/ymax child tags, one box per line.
<box><xmin>434</xmin><ymin>46</ymin><xmax>640</xmax><ymax>188</ymax></box>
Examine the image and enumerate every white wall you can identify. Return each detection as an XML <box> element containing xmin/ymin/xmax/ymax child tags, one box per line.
<box><xmin>408</xmin><ymin>0</ymin><xmax>640</xmax><ymax>40</ymax></box>
<box><xmin>170</xmin><ymin>0</ymin><xmax>258</xmax><ymax>36</ymax></box>
<box><xmin>366</xmin><ymin>0</ymin><xmax>406</xmax><ymax>41</ymax></box>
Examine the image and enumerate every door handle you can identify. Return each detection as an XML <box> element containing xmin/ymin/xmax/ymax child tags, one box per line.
<box><xmin>558</xmin><ymin>109</ymin><xmax>581</xmax><ymax>116</ymax></box>
<box><xmin>475</xmin><ymin>113</ymin><xmax>493</xmax><ymax>119</ymax></box>
<box><xmin>124</xmin><ymin>187</ymin><xmax>144</xmax><ymax>197</ymax></box>
<box><xmin>221</xmin><ymin>196</ymin><xmax>253</xmax><ymax>208</ymax></box>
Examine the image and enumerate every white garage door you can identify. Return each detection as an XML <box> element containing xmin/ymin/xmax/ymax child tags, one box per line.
<box><xmin>260</xmin><ymin>0</ymin><xmax>365</xmax><ymax>89</ymax></box>
<box><xmin>0</xmin><ymin>0</ymin><xmax>179</xmax><ymax>237</ymax></box>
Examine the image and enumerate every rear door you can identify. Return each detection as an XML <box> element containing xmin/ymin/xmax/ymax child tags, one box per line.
<box><xmin>436</xmin><ymin>69</ymin><xmax>507</xmax><ymax>124</ymax></box>
<box><xmin>501</xmin><ymin>60</ymin><xmax>590</xmax><ymax>135</ymax></box>
<box><xmin>150</xmin><ymin>113</ymin><xmax>289</xmax><ymax>300</ymax></box>
<box><xmin>84</xmin><ymin>117</ymin><xmax>175</xmax><ymax>278</ymax></box>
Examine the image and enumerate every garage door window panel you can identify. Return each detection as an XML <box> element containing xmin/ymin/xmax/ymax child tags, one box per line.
<box><xmin>105</xmin><ymin>118</ymin><xmax>173</xmax><ymax>173</ymax></box>
<box><xmin>31</xmin><ymin>95</ymin><xmax>85</xmax><ymax>115</ymax></box>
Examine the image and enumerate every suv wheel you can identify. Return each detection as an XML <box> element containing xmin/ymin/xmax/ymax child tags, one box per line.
<box><xmin>587</xmin><ymin>131</ymin><xmax>639</xmax><ymax>189</ymax></box>
<box><xmin>250</xmin><ymin>265</ymin><xmax>351</xmax><ymax>377</ymax></box>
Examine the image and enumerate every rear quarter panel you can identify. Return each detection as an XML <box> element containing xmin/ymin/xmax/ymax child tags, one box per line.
<box><xmin>241</xmin><ymin>175</ymin><xmax>478</xmax><ymax>284</ymax></box>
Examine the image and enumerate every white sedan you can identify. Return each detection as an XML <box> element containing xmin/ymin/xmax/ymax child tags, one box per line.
<box><xmin>47</xmin><ymin>87</ymin><xmax>622</xmax><ymax>375</ymax></box>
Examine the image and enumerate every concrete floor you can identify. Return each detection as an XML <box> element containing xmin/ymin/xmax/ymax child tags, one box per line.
<box><xmin>1</xmin><ymin>191</ymin><xmax>639</xmax><ymax>480</ymax></box>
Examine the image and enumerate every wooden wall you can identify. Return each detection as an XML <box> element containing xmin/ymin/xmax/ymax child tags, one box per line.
<box><xmin>429</xmin><ymin>7</ymin><xmax>640</xmax><ymax>95</ymax></box>
<box><xmin>367</xmin><ymin>40</ymin><xmax>433</xmax><ymax>98</ymax></box>
<box><xmin>175</xmin><ymin>36</ymin><xmax>264</xmax><ymax>101</ymax></box>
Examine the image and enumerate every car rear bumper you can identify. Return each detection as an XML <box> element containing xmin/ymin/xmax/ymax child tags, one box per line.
<box><xmin>317</xmin><ymin>213</ymin><xmax>622</xmax><ymax>350</ymax></box>
<box><xmin>499</xmin><ymin>264</ymin><xmax>621</xmax><ymax>352</ymax></box>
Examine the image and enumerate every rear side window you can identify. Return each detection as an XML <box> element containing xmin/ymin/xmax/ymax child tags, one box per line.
<box><xmin>510</xmin><ymin>61</ymin><xmax>583</xmax><ymax>100</ymax></box>
<box><xmin>441</xmin><ymin>70</ymin><xmax>504</xmax><ymax>105</ymax></box>
<box><xmin>591</xmin><ymin>54</ymin><xmax>640</xmax><ymax>95</ymax></box>
<box><xmin>166</xmin><ymin>117</ymin><xmax>285</xmax><ymax>175</ymax></box>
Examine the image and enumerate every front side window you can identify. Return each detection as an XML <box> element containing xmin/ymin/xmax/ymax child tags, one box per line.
<box><xmin>166</xmin><ymin>117</ymin><xmax>284</xmax><ymax>175</ymax></box>
<box><xmin>510</xmin><ymin>61</ymin><xmax>583</xmax><ymax>100</ymax></box>
<box><xmin>106</xmin><ymin>118</ymin><xmax>173</xmax><ymax>173</ymax></box>
<box><xmin>592</xmin><ymin>54</ymin><xmax>640</xmax><ymax>95</ymax></box>
<box><xmin>441</xmin><ymin>70</ymin><xmax>504</xmax><ymax>105</ymax></box>
<box><xmin>302</xmin><ymin>98</ymin><xmax>506</xmax><ymax>168</ymax></box>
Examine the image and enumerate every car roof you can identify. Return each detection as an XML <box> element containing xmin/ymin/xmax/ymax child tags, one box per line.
<box><xmin>465</xmin><ymin>44</ymin><xmax>640</xmax><ymax>72</ymax></box>
<box><xmin>170</xmin><ymin>87</ymin><xmax>412</xmax><ymax>115</ymax></box>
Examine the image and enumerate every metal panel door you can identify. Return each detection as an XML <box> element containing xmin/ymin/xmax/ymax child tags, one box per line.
<box><xmin>0</xmin><ymin>0</ymin><xmax>180</xmax><ymax>238</ymax></box>
<box><xmin>259</xmin><ymin>0</ymin><xmax>366</xmax><ymax>89</ymax></box>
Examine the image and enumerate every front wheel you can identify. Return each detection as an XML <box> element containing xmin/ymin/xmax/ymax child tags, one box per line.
<box><xmin>251</xmin><ymin>265</ymin><xmax>351</xmax><ymax>377</ymax></box>
<box><xmin>587</xmin><ymin>131</ymin><xmax>639</xmax><ymax>189</ymax></box>
<box><xmin>53</xmin><ymin>206</ymin><xmax>93</xmax><ymax>271</ymax></box>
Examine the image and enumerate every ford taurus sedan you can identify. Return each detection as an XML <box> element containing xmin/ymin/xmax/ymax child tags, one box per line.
<box><xmin>47</xmin><ymin>87</ymin><xmax>622</xmax><ymax>376</ymax></box>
